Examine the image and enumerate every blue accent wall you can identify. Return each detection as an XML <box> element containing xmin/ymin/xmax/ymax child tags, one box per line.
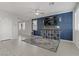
<box><xmin>57</xmin><ymin>12</ymin><xmax>73</xmax><ymax>41</ymax></box>
<box><xmin>33</xmin><ymin>12</ymin><xmax>73</xmax><ymax>41</ymax></box>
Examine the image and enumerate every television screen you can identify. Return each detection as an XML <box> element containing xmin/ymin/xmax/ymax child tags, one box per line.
<box><xmin>44</xmin><ymin>16</ymin><xmax>58</xmax><ymax>26</ymax></box>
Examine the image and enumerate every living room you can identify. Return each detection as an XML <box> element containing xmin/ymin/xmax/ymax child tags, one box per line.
<box><xmin>0</xmin><ymin>2</ymin><xmax>79</xmax><ymax>56</ymax></box>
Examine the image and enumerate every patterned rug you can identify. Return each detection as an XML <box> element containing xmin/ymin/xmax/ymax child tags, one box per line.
<box><xmin>22</xmin><ymin>36</ymin><xmax>60</xmax><ymax>52</ymax></box>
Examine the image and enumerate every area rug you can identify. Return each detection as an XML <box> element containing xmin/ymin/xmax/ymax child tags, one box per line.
<box><xmin>22</xmin><ymin>36</ymin><xmax>60</xmax><ymax>52</ymax></box>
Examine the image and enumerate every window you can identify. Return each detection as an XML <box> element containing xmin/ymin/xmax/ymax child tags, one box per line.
<box><xmin>32</xmin><ymin>20</ymin><xmax>37</xmax><ymax>30</ymax></box>
<box><xmin>22</xmin><ymin>22</ymin><xmax>25</xmax><ymax>30</ymax></box>
<box><xmin>19</xmin><ymin>22</ymin><xmax>25</xmax><ymax>30</ymax></box>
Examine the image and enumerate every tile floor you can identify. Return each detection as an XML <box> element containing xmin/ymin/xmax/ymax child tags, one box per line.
<box><xmin>0</xmin><ymin>39</ymin><xmax>79</xmax><ymax>56</ymax></box>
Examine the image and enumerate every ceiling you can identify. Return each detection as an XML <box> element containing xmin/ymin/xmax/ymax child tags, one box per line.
<box><xmin>0</xmin><ymin>2</ymin><xmax>76</xmax><ymax>20</ymax></box>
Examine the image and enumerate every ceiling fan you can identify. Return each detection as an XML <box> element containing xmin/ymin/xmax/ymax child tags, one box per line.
<box><xmin>32</xmin><ymin>2</ymin><xmax>54</xmax><ymax>16</ymax></box>
<box><xmin>33</xmin><ymin>9</ymin><xmax>44</xmax><ymax>16</ymax></box>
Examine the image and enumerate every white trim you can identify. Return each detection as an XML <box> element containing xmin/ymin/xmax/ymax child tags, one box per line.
<box><xmin>60</xmin><ymin>39</ymin><xmax>73</xmax><ymax>43</ymax></box>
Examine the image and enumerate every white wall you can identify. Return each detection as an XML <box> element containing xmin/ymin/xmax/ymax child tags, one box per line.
<box><xmin>18</xmin><ymin>19</ymin><xmax>32</xmax><ymax>38</ymax></box>
<box><xmin>0</xmin><ymin>11</ymin><xmax>18</xmax><ymax>41</ymax></box>
<box><xmin>25</xmin><ymin>20</ymin><xmax>32</xmax><ymax>36</ymax></box>
<box><xmin>73</xmin><ymin>3</ymin><xmax>79</xmax><ymax>48</ymax></box>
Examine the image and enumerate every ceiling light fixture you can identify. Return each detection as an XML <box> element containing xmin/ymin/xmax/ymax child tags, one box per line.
<box><xmin>35</xmin><ymin>9</ymin><xmax>40</xmax><ymax>15</ymax></box>
<box><xmin>34</xmin><ymin>8</ymin><xmax>44</xmax><ymax>16</ymax></box>
<box><xmin>35</xmin><ymin>12</ymin><xmax>39</xmax><ymax>15</ymax></box>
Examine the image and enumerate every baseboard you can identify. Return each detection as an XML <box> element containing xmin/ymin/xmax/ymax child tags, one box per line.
<box><xmin>60</xmin><ymin>39</ymin><xmax>73</xmax><ymax>43</ymax></box>
<box><xmin>0</xmin><ymin>39</ymin><xmax>11</xmax><ymax>42</ymax></box>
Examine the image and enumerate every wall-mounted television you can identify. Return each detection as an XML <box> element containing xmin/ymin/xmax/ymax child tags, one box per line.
<box><xmin>44</xmin><ymin>16</ymin><xmax>58</xmax><ymax>26</ymax></box>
